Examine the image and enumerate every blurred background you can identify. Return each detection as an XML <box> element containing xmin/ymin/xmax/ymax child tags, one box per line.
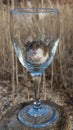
<box><xmin>0</xmin><ymin>0</ymin><xmax>73</xmax><ymax>126</ymax></box>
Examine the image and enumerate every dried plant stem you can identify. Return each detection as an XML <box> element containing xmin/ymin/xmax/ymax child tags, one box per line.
<box><xmin>59</xmin><ymin>43</ymin><xmax>66</xmax><ymax>84</ymax></box>
<box><xmin>51</xmin><ymin>61</ymin><xmax>54</xmax><ymax>91</ymax></box>
<box><xmin>42</xmin><ymin>72</ymin><xmax>46</xmax><ymax>100</ymax></box>
<box><xmin>11</xmin><ymin>0</ymin><xmax>15</xmax><ymax>104</ymax></box>
<box><xmin>12</xmin><ymin>48</ymin><xmax>15</xmax><ymax>104</ymax></box>
<box><xmin>41</xmin><ymin>0</ymin><xmax>44</xmax><ymax>7</ymax></box>
<box><xmin>15</xmin><ymin>55</ymin><xmax>19</xmax><ymax>102</ymax></box>
<box><xmin>56</xmin><ymin>0</ymin><xmax>60</xmax><ymax>8</ymax></box>
<box><xmin>27</xmin><ymin>0</ymin><xmax>32</xmax><ymax>8</ymax></box>
<box><xmin>11</xmin><ymin>0</ymin><xmax>14</xmax><ymax>9</ymax></box>
<box><xmin>2</xmin><ymin>8</ymin><xmax>6</xmax><ymax>69</ymax></box>
<box><xmin>41</xmin><ymin>0</ymin><xmax>46</xmax><ymax>100</ymax></box>
<box><xmin>48</xmin><ymin>0</ymin><xmax>53</xmax><ymax>8</ymax></box>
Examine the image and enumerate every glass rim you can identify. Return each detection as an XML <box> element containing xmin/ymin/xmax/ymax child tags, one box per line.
<box><xmin>10</xmin><ymin>8</ymin><xmax>59</xmax><ymax>14</ymax></box>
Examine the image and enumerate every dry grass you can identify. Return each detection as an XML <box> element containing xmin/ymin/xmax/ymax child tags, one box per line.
<box><xmin>0</xmin><ymin>0</ymin><xmax>73</xmax><ymax>105</ymax></box>
<box><xmin>0</xmin><ymin>2</ymin><xmax>73</xmax><ymax>127</ymax></box>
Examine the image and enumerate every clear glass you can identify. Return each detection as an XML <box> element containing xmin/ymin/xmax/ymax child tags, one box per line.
<box><xmin>10</xmin><ymin>8</ymin><xmax>60</xmax><ymax>128</ymax></box>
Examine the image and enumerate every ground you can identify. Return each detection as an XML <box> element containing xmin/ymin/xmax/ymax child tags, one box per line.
<box><xmin>0</xmin><ymin>70</ymin><xmax>73</xmax><ymax>129</ymax></box>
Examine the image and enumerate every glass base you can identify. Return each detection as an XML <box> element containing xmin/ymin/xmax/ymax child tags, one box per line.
<box><xmin>18</xmin><ymin>104</ymin><xmax>58</xmax><ymax>128</ymax></box>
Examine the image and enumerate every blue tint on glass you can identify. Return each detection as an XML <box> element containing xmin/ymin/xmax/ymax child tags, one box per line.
<box><xmin>18</xmin><ymin>104</ymin><xmax>58</xmax><ymax>128</ymax></box>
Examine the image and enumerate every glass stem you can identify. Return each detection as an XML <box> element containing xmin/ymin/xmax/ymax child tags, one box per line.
<box><xmin>32</xmin><ymin>76</ymin><xmax>42</xmax><ymax>109</ymax></box>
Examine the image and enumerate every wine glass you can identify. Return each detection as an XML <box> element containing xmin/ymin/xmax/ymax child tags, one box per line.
<box><xmin>10</xmin><ymin>8</ymin><xmax>60</xmax><ymax>128</ymax></box>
